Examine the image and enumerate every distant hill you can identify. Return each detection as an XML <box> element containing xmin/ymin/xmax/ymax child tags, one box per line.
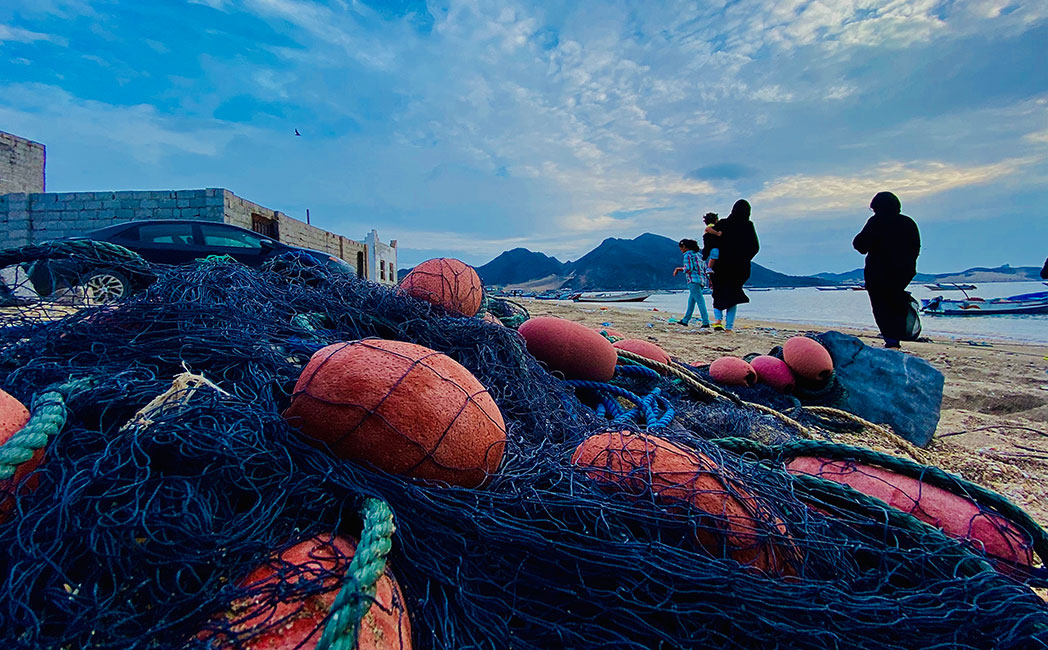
<box><xmin>476</xmin><ymin>248</ymin><xmax>565</xmax><ymax>286</ymax></box>
<box><xmin>476</xmin><ymin>233</ymin><xmax>828</xmax><ymax>290</ymax></box>
<box><xmin>815</xmin><ymin>265</ymin><xmax>1042</xmax><ymax>284</ymax></box>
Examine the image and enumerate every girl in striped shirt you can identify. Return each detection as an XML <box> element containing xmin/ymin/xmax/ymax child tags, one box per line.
<box><xmin>673</xmin><ymin>238</ymin><xmax>710</xmax><ymax>327</ymax></box>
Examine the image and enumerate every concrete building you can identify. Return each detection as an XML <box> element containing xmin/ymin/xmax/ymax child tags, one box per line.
<box><xmin>0</xmin><ymin>130</ymin><xmax>398</xmax><ymax>285</ymax></box>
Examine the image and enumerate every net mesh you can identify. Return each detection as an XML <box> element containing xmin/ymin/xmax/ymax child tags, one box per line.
<box><xmin>0</xmin><ymin>249</ymin><xmax>1045</xmax><ymax>650</ymax></box>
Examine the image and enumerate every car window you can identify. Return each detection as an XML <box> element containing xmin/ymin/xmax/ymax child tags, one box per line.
<box><xmin>200</xmin><ymin>224</ymin><xmax>267</xmax><ymax>249</ymax></box>
<box><xmin>137</xmin><ymin>224</ymin><xmax>196</xmax><ymax>245</ymax></box>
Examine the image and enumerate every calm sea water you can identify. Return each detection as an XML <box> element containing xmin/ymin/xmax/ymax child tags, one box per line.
<box><xmin>569</xmin><ymin>281</ymin><xmax>1048</xmax><ymax>344</ymax></box>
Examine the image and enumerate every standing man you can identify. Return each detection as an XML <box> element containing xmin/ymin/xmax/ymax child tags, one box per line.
<box><xmin>853</xmin><ymin>191</ymin><xmax>920</xmax><ymax>348</ymax></box>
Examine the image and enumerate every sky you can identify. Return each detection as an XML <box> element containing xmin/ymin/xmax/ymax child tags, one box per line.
<box><xmin>1</xmin><ymin>0</ymin><xmax>1046</xmax><ymax>275</ymax></box>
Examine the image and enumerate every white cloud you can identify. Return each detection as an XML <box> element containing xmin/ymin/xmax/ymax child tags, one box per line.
<box><xmin>0</xmin><ymin>24</ymin><xmax>68</xmax><ymax>46</ymax></box>
<box><xmin>0</xmin><ymin>83</ymin><xmax>258</xmax><ymax>163</ymax></box>
<box><xmin>753</xmin><ymin>157</ymin><xmax>1038</xmax><ymax>216</ymax></box>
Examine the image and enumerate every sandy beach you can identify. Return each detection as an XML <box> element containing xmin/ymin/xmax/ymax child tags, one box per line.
<box><xmin>522</xmin><ymin>298</ymin><xmax>1048</xmax><ymax>526</ymax></box>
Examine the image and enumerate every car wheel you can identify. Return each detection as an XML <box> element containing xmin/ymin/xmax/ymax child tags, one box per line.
<box><xmin>82</xmin><ymin>269</ymin><xmax>130</xmax><ymax>305</ymax></box>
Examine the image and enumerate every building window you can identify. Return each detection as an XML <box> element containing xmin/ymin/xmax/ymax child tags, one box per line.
<box><xmin>251</xmin><ymin>213</ymin><xmax>279</xmax><ymax>239</ymax></box>
<box><xmin>380</xmin><ymin>260</ymin><xmax>386</xmax><ymax>281</ymax></box>
<box><xmin>356</xmin><ymin>251</ymin><xmax>365</xmax><ymax>278</ymax></box>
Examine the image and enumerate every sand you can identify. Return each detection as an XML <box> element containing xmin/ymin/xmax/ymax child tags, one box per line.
<box><xmin>520</xmin><ymin>298</ymin><xmax>1048</xmax><ymax>526</ymax></box>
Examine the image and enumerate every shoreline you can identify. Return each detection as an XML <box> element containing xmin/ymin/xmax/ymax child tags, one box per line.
<box><xmin>518</xmin><ymin>298</ymin><xmax>1048</xmax><ymax>526</ymax></box>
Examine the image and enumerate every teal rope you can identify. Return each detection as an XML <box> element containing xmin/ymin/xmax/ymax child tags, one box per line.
<box><xmin>0</xmin><ymin>379</ymin><xmax>93</xmax><ymax>480</ymax></box>
<box><xmin>316</xmin><ymin>498</ymin><xmax>396</xmax><ymax>650</ymax></box>
<box><xmin>775</xmin><ymin>439</ymin><xmax>1048</xmax><ymax>563</ymax></box>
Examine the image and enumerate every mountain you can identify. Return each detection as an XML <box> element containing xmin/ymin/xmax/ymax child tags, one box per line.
<box><xmin>478</xmin><ymin>233</ymin><xmax>828</xmax><ymax>290</ymax></box>
<box><xmin>476</xmin><ymin>248</ymin><xmax>565</xmax><ymax>286</ymax></box>
<box><xmin>815</xmin><ymin>265</ymin><xmax>1042</xmax><ymax>284</ymax></box>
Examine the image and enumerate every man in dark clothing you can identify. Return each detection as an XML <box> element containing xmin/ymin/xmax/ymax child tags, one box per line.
<box><xmin>853</xmin><ymin>191</ymin><xmax>920</xmax><ymax>348</ymax></box>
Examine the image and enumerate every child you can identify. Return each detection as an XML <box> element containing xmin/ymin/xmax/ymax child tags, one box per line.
<box><xmin>672</xmin><ymin>238</ymin><xmax>710</xmax><ymax>327</ymax></box>
<box><xmin>701</xmin><ymin>212</ymin><xmax>720</xmax><ymax>274</ymax></box>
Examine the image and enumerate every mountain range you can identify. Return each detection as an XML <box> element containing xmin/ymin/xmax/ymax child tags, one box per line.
<box><xmin>400</xmin><ymin>233</ymin><xmax>1043</xmax><ymax>290</ymax></box>
<box><xmin>474</xmin><ymin>233</ymin><xmax>826</xmax><ymax>290</ymax></box>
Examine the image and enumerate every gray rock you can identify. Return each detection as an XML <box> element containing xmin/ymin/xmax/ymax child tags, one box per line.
<box><xmin>817</xmin><ymin>331</ymin><xmax>944</xmax><ymax>447</ymax></box>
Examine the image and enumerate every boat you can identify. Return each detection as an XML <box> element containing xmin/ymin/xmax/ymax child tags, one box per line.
<box><xmin>816</xmin><ymin>286</ymin><xmax>849</xmax><ymax>291</ymax></box>
<box><xmin>749</xmin><ymin>287</ymin><xmax>774</xmax><ymax>292</ymax></box>
<box><xmin>924</xmin><ymin>283</ymin><xmax>977</xmax><ymax>291</ymax></box>
<box><xmin>921</xmin><ymin>290</ymin><xmax>1048</xmax><ymax>316</ymax></box>
<box><xmin>572</xmin><ymin>290</ymin><xmax>654</xmax><ymax>303</ymax></box>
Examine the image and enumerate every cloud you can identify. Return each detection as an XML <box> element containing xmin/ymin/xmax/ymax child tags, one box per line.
<box><xmin>753</xmin><ymin>157</ymin><xmax>1038</xmax><ymax>216</ymax></box>
<box><xmin>0</xmin><ymin>83</ymin><xmax>258</xmax><ymax>163</ymax></box>
<box><xmin>0</xmin><ymin>24</ymin><xmax>68</xmax><ymax>46</ymax></box>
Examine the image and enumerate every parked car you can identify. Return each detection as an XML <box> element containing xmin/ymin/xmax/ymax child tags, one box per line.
<box><xmin>25</xmin><ymin>220</ymin><xmax>358</xmax><ymax>303</ymax></box>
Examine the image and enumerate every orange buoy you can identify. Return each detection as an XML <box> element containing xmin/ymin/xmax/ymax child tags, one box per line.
<box><xmin>399</xmin><ymin>258</ymin><xmax>484</xmax><ymax>317</ymax></box>
<box><xmin>572</xmin><ymin>431</ymin><xmax>793</xmax><ymax>574</ymax></box>
<box><xmin>208</xmin><ymin>535</ymin><xmax>412</xmax><ymax>650</ymax></box>
<box><xmin>284</xmin><ymin>340</ymin><xmax>506</xmax><ymax>488</ymax></box>
<box><xmin>750</xmin><ymin>356</ymin><xmax>796</xmax><ymax>394</ymax></box>
<box><xmin>782</xmin><ymin>337</ymin><xmax>833</xmax><ymax>382</ymax></box>
<box><xmin>0</xmin><ymin>388</ymin><xmax>36</xmax><ymax>520</ymax></box>
<box><xmin>518</xmin><ymin>317</ymin><xmax>617</xmax><ymax>381</ymax></box>
<box><xmin>613</xmin><ymin>339</ymin><xmax>671</xmax><ymax>366</ymax></box>
<box><xmin>709</xmin><ymin>357</ymin><xmax>757</xmax><ymax>387</ymax></box>
<box><xmin>787</xmin><ymin>457</ymin><xmax>1033</xmax><ymax>567</ymax></box>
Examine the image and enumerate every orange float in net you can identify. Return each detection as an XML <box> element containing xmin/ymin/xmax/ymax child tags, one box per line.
<box><xmin>571</xmin><ymin>431</ymin><xmax>795</xmax><ymax>575</ymax></box>
<box><xmin>399</xmin><ymin>258</ymin><xmax>484</xmax><ymax>316</ymax></box>
<box><xmin>0</xmin><ymin>388</ymin><xmax>36</xmax><ymax>521</ymax></box>
<box><xmin>284</xmin><ymin>339</ymin><xmax>506</xmax><ymax>488</ymax></box>
<box><xmin>207</xmin><ymin>535</ymin><xmax>412</xmax><ymax>650</ymax></box>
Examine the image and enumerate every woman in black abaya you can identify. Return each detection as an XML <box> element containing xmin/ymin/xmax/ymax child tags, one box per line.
<box><xmin>705</xmin><ymin>199</ymin><xmax>759</xmax><ymax>331</ymax></box>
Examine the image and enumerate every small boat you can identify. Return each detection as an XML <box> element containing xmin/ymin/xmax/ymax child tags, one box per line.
<box><xmin>573</xmin><ymin>290</ymin><xmax>654</xmax><ymax>303</ymax></box>
<box><xmin>921</xmin><ymin>290</ymin><xmax>1048</xmax><ymax>316</ymax></box>
<box><xmin>816</xmin><ymin>286</ymin><xmax>849</xmax><ymax>291</ymax></box>
<box><xmin>749</xmin><ymin>287</ymin><xmax>774</xmax><ymax>292</ymax></box>
<box><xmin>849</xmin><ymin>285</ymin><xmax>866</xmax><ymax>291</ymax></box>
<box><xmin>924</xmin><ymin>283</ymin><xmax>977</xmax><ymax>291</ymax></box>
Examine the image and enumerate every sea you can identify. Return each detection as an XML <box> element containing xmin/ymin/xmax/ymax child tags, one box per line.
<box><xmin>570</xmin><ymin>281</ymin><xmax>1048</xmax><ymax>344</ymax></box>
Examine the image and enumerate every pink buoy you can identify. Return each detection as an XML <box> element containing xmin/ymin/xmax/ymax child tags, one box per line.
<box><xmin>613</xmin><ymin>339</ymin><xmax>671</xmax><ymax>366</ymax></box>
<box><xmin>782</xmin><ymin>337</ymin><xmax>833</xmax><ymax>382</ymax></box>
<box><xmin>709</xmin><ymin>357</ymin><xmax>757</xmax><ymax>387</ymax></box>
<box><xmin>787</xmin><ymin>456</ymin><xmax>1033</xmax><ymax>567</ymax></box>
<box><xmin>518</xmin><ymin>317</ymin><xmax>618</xmax><ymax>381</ymax></box>
<box><xmin>750</xmin><ymin>356</ymin><xmax>796</xmax><ymax>394</ymax></box>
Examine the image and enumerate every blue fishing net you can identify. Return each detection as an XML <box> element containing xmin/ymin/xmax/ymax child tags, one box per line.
<box><xmin>0</xmin><ymin>248</ymin><xmax>1045</xmax><ymax>649</ymax></box>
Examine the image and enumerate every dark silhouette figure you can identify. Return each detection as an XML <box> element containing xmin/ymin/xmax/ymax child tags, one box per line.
<box><xmin>294</xmin><ymin>129</ymin><xmax>301</xmax><ymax>136</ymax></box>
<box><xmin>707</xmin><ymin>199</ymin><xmax>759</xmax><ymax>330</ymax></box>
<box><xmin>853</xmin><ymin>191</ymin><xmax>920</xmax><ymax>348</ymax></box>
<box><xmin>701</xmin><ymin>212</ymin><xmax>719</xmax><ymax>262</ymax></box>
<box><xmin>1041</xmin><ymin>257</ymin><xmax>1047</xmax><ymax>280</ymax></box>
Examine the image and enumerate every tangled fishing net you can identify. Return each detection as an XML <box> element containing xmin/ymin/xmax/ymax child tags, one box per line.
<box><xmin>0</xmin><ymin>242</ymin><xmax>1046</xmax><ymax>649</ymax></box>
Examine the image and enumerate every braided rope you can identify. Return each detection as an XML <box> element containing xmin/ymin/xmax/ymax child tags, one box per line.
<box><xmin>801</xmin><ymin>405</ymin><xmax>930</xmax><ymax>462</ymax></box>
<box><xmin>0</xmin><ymin>380</ymin><xmax>92</xmax><ymax>480</ymax></box>
<box><xmin>316</xmin><ymin>498</ymin><xmax>396</xmax><ymax>650</ymax></box>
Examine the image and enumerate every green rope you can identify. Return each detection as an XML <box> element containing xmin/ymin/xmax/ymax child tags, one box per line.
<box><xmin>775</xmin><ymin>438</ymin><xmax>1048</xmax><ymax>563</ymax></box>
<box><xmin>316</xmin><ymin>498</ymin><xmax>396</xmax><ymax>650</ymax></box>
<box><xmin>0</xmin><ymin>379</ymin><xmax>93</xmax><ymax>480</ymax></box>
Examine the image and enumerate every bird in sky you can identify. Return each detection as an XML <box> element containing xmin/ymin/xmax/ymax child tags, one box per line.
<box><xmin>294</xmin><ymin>129</ymin><xmax>301</xmax><ymax>136</ymax></box>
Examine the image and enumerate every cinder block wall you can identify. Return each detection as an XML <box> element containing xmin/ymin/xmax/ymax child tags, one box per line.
<box><xmin>0</xmin><ymin>189</ymin><xmax>225</xmax><ymax>245</ymax></box>
<box><xmin>222</xmin><ymin>190</ymin><xmax>367</xmax><ymax>275</ymax></box>
<box><xmin>0</xmin><ymin>131</ymin><xmax>45</xmax><ymax>195</ymax></box>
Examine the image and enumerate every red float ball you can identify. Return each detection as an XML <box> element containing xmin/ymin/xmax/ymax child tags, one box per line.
<box><xmin>208</xmin><ymin>535</ymin><xmax>412</xmax><ymax>650</ymax></box>
<box><xmin>0</xmin><ymin>388</ymin><xmax>37</xmax><ymax>521</ymax></box>
<box><xmin>613</xmin><ymin>339</ymin><xmax>671</xmax><ymax>366</ymax></box>
<box><xmin>787</xmin><ymin>457</ymin><xmax>1033</xmax><ymax>568</ymax></box>
<box><xmin>709</xmin><ymin>357</ymin><xmax>757</xmax><ymax>387</ymax></box>
<box><xmin>399</xmin><ymin>258</ymin><xmax>484</xmax><ymax>316</ymax></box>
<box><xmin>782</xmin><ymin>336</ymin><xmax>833</xmax><ymax>382</ymax></box>
<box><xmin>518</xmin><ymin>317</ymin><xmax>618</xmax><ymax>381</ymax></box>
<box><xmin>284</xmin><ymin>340</ymin><xmax>506</xmax><ymax>488</ymax></box>
<box><xmin>572</xmin><ymin>431</ymin><xmax>794</xmax><ymax>574</ymax></box>
<box><xmin>750</xmin><ymin>356</ymin><xmax>796</xmax><ymax>394</ymax></box>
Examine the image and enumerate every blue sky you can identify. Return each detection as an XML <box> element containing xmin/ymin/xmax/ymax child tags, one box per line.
<box><xmin>1</xmin><ymin>0</ymin><xmax>1046</xmax><ymax>275</ymax></box>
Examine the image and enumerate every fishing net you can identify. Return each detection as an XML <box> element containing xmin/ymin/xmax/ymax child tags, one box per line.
<box><xmin>0</xmin><ymin>244</ymin><xmax>1046</xmax><ymax>650</ymax></box>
